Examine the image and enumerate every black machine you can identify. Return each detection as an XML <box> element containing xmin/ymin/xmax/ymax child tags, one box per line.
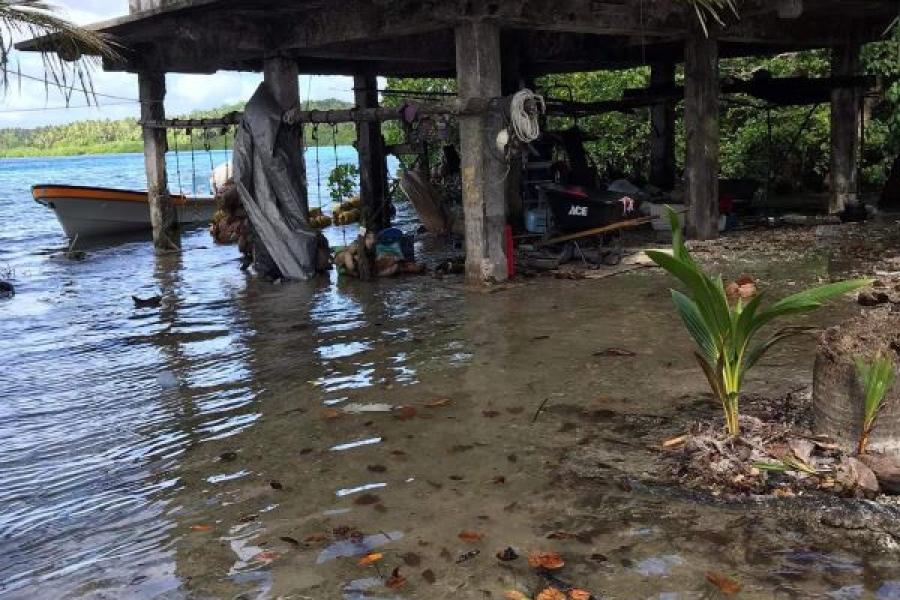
<box><xmin>541</xmin><ymin>183</ymin><xmax>629</xmax><ymax>233</ymax></box>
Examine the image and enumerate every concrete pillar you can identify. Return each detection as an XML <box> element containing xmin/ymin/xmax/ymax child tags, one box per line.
<box><xmin>649</xmin><ymin>62</ymin><xmax>676</xmax><ymax>191</ymax></box>
<box><xmin>684</xmin><ymin>30</ymin><xmax>720</xmax><ymax>240</ymax></box>
<box><xmin>830</xmin><ymin>42</ymin><xmax>861</xmax><ymax>214</ymax></box>
<box><xmin>456</xmin><ymin>21</ymin><xmax>508</xmax><ymax>283</ymax></box>
<box><xmin>353</xmin><ymin>74</ymin><xmax>390</xmax><ymax>231</ymax></box>
<box><xmin>138</xmin><ymin>71</ymin><xmax>179</xmax><ymax>251</ymax></box>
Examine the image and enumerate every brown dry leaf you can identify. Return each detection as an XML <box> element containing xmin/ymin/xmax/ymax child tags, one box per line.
<box><xmin>425</xmin><ymin>398</ymin><xmax>452</xmax><ymax>408</ymax></box>
<box><xmin>528</xmin><ymin>551</ymin><xmax>565</xmax><ymax>570</ymax></box>
<box><xmin>546</xmin><ymin>531</ymin><xmax>577</xmax><ymax>540</ymax></box>
<box><xmin>536</xmin><ymin>588</ymin><xmax>566</xmax><ymax>600</ymax></box>
<box><xmin>482</xmin><ymin>410</ymin><xmax>501</xmax><ymax>418</ymax></box>
<box><xmin>189</xmin><ymin>524</ymin><xmax>213</xmax><ymax>532</ymax></box>
<box><xmin>569</xmin><ymin>590</ymin><xmax>592</xmax><ymax>600</ymax></box>
<box><xmin>358</xmin><ymin>552</ymin><xmax>384</xmax><ymax>566</ymax></box>
<box><xmin>322</xmin><ymin>408</ymin><xmax>342</xmax><ymax>420</ymax></box>
<box><xmin>504</xmin><ymin>591</ymin><xmax>531</xmax><ymax>600</ymax></box>
<box><xmin>385</xmin><ymin>567</ymin><xmax>407</xmax><ymax>589</ymax></box>
<box><xmin>705</xmin><ymin>571</ymin><xmax>742</xmax><ymax>595</ymax></box>
<box><xmin>251</xmin><ymin>550</ymin><xmax>280</xmax><ymax>564</ymax></box>
<box><xmin>458</xmin><ymin>530</ymin><xmax>484</xmax><ymax>542</ymax></box>
<box><xmin>662</xmin><ymin>435</ymin><xmax>687</xmax><ymax>449</ymax></box>
<box><xmin>401</xmin><ymin>552</ymin><xmax>421</xmax><ymax>567</ymax></box>
<box><xmin>394</xmin><ymin>405</ymin><xmax>418</xmax><ymax>420</ymax></box>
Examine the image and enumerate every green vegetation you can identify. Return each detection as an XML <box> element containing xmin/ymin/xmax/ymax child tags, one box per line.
<box><xmin>327</xmin><ymin>163</ymin><xmax>359</xmax><ymax>203</ymax></box>
<box><xmin>0</xmin><ymin>99</ymin><xmax>355</xmax><ymax>158</ymax></box>
<box><xmin>855</xmin><ymin>352</ymin><xmax>896</xmax><ymax>455</ymax></box>
<box><xmin>647</xmin><ymin>207</ymin><xmax>871</xmax><ymax>437</ymax></box>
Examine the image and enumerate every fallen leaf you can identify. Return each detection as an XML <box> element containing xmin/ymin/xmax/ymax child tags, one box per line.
<box><xmin>496</xmin><ymin>547</ymin><xmax>519</xmax><ymax>561</ymax></box>
<box><xmin>354</xmin><ymin>493</ymin><xmax>381</xmax><ymax>506</ymax></box>
<box><xmin>385</xmin><ymin>566</ymin><xmax>407</xmax><ymax>588</ymax></box>
<box><xmin>425</xmin><ymin>398</ymin><xmax>452</xmax><ymax>408</ymax></box>
<box><xmin>269</xmin><ymin>480</ymin><xmax>283</xmax><ymax>490</ymax></box>
<box><xmin>321</xmin><ymin>408</ymin><xmax>343</xmax><ymax>420</ymax></box>
<box><xmin>528</xmin><ymin>552</ymin><xmax>565</xmax><ymax>570</ymax></box>
<box><xmin>422</xmin><ymin>568</ymin><xmax>436</xmax><ymax>584</ymax></box>
<box><xmin>593</xmin><ymin>347</ymin><xmax>636</xmax><ymax>357</ymax></box>
<box><xmin>367</xmin><ymin>464</ymin><xmax>387</xmax><ymax>473</ymax></box>
<box><xmin>546</xmin><ymin>531</ymin><xmax>577</xmax><ymax>540</ymax></box>
<box><xmin>662</xmin><ymin>435</ymin><xmax>687</xmax><ymax>449</ymax></box>
<box><xmin>458</xmin><ymin>530</ymin><xmax>484</xmax><ymax>542</ymax></box>
<box><xmin>189</xmin><ymin>524</ymin><xmax>213</xmax><ymax>532</ymax></box>
<box><xmin>399</xmin><ymin>552</ymin><xmax>421</xmax><ymax>566</ymax></box>
<box><xmin>705</xmin><ymin>571</ymin><xmax>742</xmax><ymax>595</ymax></box>
<box><xmin>482</xmin><ymin>410</ymin><xmax>500</xmax><ymax>418</ymax></box>
<box><xmin>279</xmin><ymin>536</ymin><xmax>300</xmax><ymax>547</ymax></box>
<box><xmin>492</xmin><ymin>475</ymin><xmax>506</xmax><ymax>484</ymax></box>
<box><xmin>505</xmin><ymin>591</ymin><xmax>531</xmax><ymax>600</ymax></box>
<box><xmin>536</xmin><ymin>588</ymin><xmax>566</xmax><ymax>600</ymax></box>
<box><xmin>569</xmin><ymin>589</ymin><xmax>592</xmax><ymax>600</ymax></box>
<box><xmin>358</xmin><ymin>552</ymin><xmax>383</xmax><ymax>566</ymax></box>
<box><xmin>394</xmin><ymin>405</ymin><xmax>418</xmax><ymax>420</ymax></box>
<box><xmin>251</xmin><ymin>550</ymin><xmax>280</xmax><ymax>564</ymax></box>
<box><xmin>219</xmin><ymin>451</ymin><xmax>237</xmax><ymax>461</ymax></box>
<box><xmin>304</xmin><ymin>532</ymin><xmax>329</xmax><ymax>543</ymax></box>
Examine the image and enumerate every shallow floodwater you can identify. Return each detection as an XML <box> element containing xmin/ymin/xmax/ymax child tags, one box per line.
<box><xmin>2</xmin><ymin>153</ymin><xmax>900</xmax><ymax>599</ymax></box>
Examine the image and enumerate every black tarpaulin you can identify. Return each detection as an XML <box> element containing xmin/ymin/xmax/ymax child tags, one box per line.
<box><xmin>233</xmin><ymin>82</ymin><xmax>320</xmax><ymax>280</ymax></box>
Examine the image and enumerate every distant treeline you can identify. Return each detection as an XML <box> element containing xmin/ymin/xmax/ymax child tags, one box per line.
<box><xmin>0</xmin><ymin>98</ymin><xmax>356</xmax><ymax>158</ymax></box>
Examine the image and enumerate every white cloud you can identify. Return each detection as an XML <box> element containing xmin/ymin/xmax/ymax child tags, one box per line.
<box><xmin>0</xmin><ymin>1</ymin><xmax>356</xmax><ymax>128</ymax></box>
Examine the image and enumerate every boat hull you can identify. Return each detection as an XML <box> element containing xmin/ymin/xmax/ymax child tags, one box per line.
<box><xmin>32</xmin><ymin>185</ymin><xmax>217</xmax><ymax>239</ymax></box>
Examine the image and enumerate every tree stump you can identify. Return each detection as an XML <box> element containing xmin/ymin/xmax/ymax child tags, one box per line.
<box><xmin>813</xmin><ymin>309</ymin><xmax>900</xmax><ymax>453</ymax></box>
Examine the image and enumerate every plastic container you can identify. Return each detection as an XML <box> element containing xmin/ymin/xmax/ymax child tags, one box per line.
<box><xmin>525</xmin><ymin>207</ymin><xmax>551</xmax><ymax>234</ymax></box>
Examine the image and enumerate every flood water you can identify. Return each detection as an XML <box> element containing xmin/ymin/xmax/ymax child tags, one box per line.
<box><xmin>2</xmin><ymin>152</ymin><xmax>900</xmax><ymax>599</ymax></box>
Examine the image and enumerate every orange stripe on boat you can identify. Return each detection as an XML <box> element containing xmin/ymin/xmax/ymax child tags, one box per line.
<box><xmin>32</xmin><ymin>186</ymin><xmax>189</xmax><ymax>205</ymax></box>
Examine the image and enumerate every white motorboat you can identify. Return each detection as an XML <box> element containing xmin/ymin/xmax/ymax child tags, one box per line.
<box><xmin>32</xmin><ymin>184</ymin><xmax>217</xmax><ymax>239</ymax></box>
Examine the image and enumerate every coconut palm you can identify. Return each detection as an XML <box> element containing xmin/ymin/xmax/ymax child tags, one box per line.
<box><xmin>0</xmin><ymin>0</ymin><xmax>118</xmax><ymax>102</ymax></box>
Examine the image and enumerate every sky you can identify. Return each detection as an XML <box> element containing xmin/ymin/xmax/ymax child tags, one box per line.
<box><xmin>0</xmin><ymin>0</ymin><xmax>356</xmax><ymax>128</ymax></box>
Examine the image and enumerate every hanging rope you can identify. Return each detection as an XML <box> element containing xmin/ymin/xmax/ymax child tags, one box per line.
<box><xmin>172</xmin><ymin>128</ymin><xmax>184</xmax><ymax>196</ymax></box>
<box><xmin>332</xmin><ymin>123</ymin><xmax>348</xmax><ymax>245</ymax></box>
<box><xmin>509</xmin><ymin>89</ymin><xmax>545</xmax><ymax>143</ymax></box>
<box><xmin>188</xmin><ymin>128</ymin><xmax>197</xmax><ymax>196</ymax></box>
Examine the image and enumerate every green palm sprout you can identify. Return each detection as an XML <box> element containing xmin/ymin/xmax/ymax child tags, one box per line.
<box><xmin>854</xmin><ymin>353</ymin><xmax>896</xmax><ymax>455</ymax></box>
<box><xmin>647</xmin><ymin>207</ymin><xmax>872</xmax><ymax>437</ymax></box>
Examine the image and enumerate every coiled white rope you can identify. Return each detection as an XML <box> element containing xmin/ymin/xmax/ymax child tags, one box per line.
<box><xmin>509</xmin><ymin>88</ymin><xmax>545</xmax><ymax>143</ymax></box>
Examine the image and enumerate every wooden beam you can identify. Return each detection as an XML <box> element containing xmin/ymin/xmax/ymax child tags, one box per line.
<box><xmin>354</xmin><ymin>74</ymin><xmax>390</xmax><ymax>231</ymax></box>
<box><xmin>138</xmin><ymin>71</ymin><xmax>179</xmax><ymax>251</ymax></box>
<box><xmin>650</xmin><ymin>62</ymin><xmax>677</xmax><ymax>191</ymax></box>
<box><xmin>263</xmin><ymin>56</ymin><xmax>309</xmax><ymax>219</ymax></box>
<box><xmin>684</xmin><ymin>29</ymin><xmax>720</xmax><ymax>240</ymax></box>
<box><xmin>456</xmin><ymin>21</ymin><xmax>508</xmax><ymax>284</ymax></box>
<box><xmin>830</xmin><ymin>42</ymin><xmax>861</xmax><ymax>213</ymax></box>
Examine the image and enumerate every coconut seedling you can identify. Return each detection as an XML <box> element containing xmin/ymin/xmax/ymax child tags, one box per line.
<box><xmin>854</xmin><ymin>352</ymin><xmax>896</xmax><ymax>455</ymax></box>
<box><xmin>647</xmin><ymin>207</ymin><xmax>872</xmax><ymax>438</ymax></box>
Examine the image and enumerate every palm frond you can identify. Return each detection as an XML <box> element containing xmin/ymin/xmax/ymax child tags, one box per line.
<box><xmin>0</xmin><ymin>0</ymin><xmax>120</xmax><ymax>104</ymax></box>
<box><xmin>680</xmin><ymin>0</ymin><xmax>740</xmax><ymax>37</ymax></box>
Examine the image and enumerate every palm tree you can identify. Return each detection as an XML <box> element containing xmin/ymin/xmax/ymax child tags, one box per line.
<box><xmin>0</xmin><ymin>0</ymin><xmax>118</xmax><ymax>103</ymax></box>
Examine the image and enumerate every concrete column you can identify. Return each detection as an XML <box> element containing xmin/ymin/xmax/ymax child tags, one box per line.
<box><xmin>649</xmin><ymin>62</ymin><xmax>676</xmax><ymax>191</ymax></box>
<box><xmin>830</xmin><ymin>42</ymin><xmax>861</xmax><ymax>214</ymax></box>
<box><xmin>353</xmin><ymin>74</ymin><xmax>390</xmax><ymax>231</ymax></box>
<box><xmin>684</xmin><ymin>30</ymin><xmax>720</xmax><ymax>240</ymax></box>
<box><xmin>138</xmin><ymin>71</ymin><xmax>179</xmax><ymax>251</ymax></box>
<box><xmin>456</xmin><ymin>21</ymin><xmax>508</xmax><ymax>283</ymax></box>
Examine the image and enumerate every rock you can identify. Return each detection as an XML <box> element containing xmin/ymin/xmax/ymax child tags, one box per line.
<box><xmin>0</xmin><ymin>281</ymin><xmax>14</xmax><ymax>298</ymax></box>
<box><xmin>858</xmin><ymin>454</ymin><xmax>900</xmax><ymax>495</ymax></box>
<box><xmin>857</xmin><ymin>291</ymin><xmax>884</xmax><ymax>307</ymax></box>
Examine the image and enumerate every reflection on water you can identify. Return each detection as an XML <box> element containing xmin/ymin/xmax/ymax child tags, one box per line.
<box><xmin>3</xmin><ymin>153</ymin><xmax>900</xmax><ymax>599</ymax></box>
